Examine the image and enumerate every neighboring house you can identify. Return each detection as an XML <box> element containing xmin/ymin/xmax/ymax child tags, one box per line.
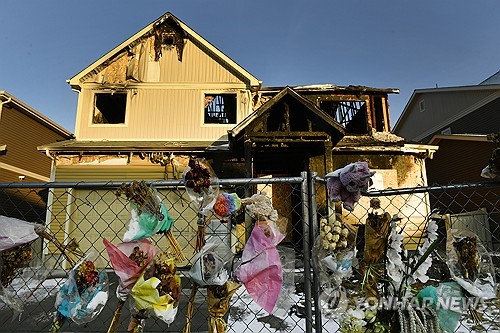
<box><xmin>0</xmin><ymin>91</ymin><xmax>74</xmax><ymax>222</ymax></box>
<box><xmin>38</xmin><ymin>12</ymin><xmax>437</xmax><ymax>257</ymax></box>
<box><xmin>393</xmin><ymin>73</ymin><xmax>500</xmax><ymax>250</ymax></box>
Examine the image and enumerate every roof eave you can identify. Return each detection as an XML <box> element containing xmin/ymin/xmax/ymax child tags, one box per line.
<box><xmin>0</xmin><ymin>91</ymin><xmax>74</xmax><ymax>138</ymax></box>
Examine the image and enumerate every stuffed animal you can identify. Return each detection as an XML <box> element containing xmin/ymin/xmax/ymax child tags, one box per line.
<box><xmin>325</xmin><ymin>162</ymin><xmax>375</xmax><ymax>211</ymax></box>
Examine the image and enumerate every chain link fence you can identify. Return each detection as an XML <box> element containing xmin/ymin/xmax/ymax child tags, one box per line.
<box><xmin>1</xmin><ymin>175</ymin><xmax>499</xmax><ymax>332</ymax></box>
<box><xmin>311</xmin><ymin>174</ymin><xmax>500</xmax><ymax>333</ymax></box>
<box><xmin>0</xmin><ymin>175</ymin><xmax>313</xmax><ymax>333</ymax></box>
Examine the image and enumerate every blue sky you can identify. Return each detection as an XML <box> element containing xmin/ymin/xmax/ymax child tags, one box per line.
<box><xmin>1</xmin><ymin>1</ymin><xmax>498</xmax><ymax>133</ymax></box>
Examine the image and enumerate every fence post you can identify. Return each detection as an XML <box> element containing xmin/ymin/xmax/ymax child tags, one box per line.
<box><xmin>301</xmin><ymin>171</ymin><xmax>313</xmax><ymax>333</ymax></box>
<box><xmin>309</xmin><ymin>172</ymin><xmax>322</xmax><ymax>332</ymax></box>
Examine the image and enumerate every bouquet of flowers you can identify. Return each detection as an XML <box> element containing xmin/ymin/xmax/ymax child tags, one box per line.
<box><xmin>183</xmin><ymin>158</ymin><xmax>219</xmax><ymax>252</ymax></box>
<box><xmin>129</xmin><ymin>252</ymin><xmax>181</xmax><ymax>331</ymax></box>
<box><xmin>207</xmin><ymin>281</ymin><xmax>241</xmax><ymax>333</ymax></box>
<box><xmin>116</xmin><ymin>180</ymin><xmax>184</xmax><ymax>262</ymax></box>
<box><xmin>235</xmin><ymin>220</ymin><xmax>285</xmax><ymax>313</ymax></box>
<box><xmin>213</xmin><ymin>193</ymin><xmax>242</xmax><ymax>222</ymax></box>
<box><xmin>50</xmin><ymin>253</ymin><xmax>108</xmax><ymax>332</ymax></box>
<box><xmin>103</xmin><ymin>238</ymin><xmax>158</xmax><ymax>332</ymax></box>
<box><xmin>362</xmin><ymin>198</ymin><xmax>392</xmax><ymax>299</ymax></box>
<box><xmin>188</xmin><ymin>242</ymin><xmax>229</xmax><ymax>287</ymax></box>
<box><xmin>0</xmin><ymin>216</ymin><xmax>39</xmax><ymax>286</ymax></box>
<box><xmin>446</xmin><ymin>229</ymin><xmax>496</xmax><ymax>324</ymax></box>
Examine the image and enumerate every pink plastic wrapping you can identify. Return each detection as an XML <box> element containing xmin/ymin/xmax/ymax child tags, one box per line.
<box><xmin>235</xmin><ymin>222</ymin><xmax>285</xmax><ymax>313</ymax></box>
<box><xmin>103</xmin><ymin>239</ymin><xmax>158</xmax><ymax>291</ymax></box>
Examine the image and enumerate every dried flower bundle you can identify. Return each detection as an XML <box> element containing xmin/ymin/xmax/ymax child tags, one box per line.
<box><xmin>320</xmin><ymin>216</ymin><xmax>349</xmax><ymax>252</ymax></box>
<box><xmin>117</xmin><ymin>180</ymin><xmax>185</xmax><ymax>263</ymax></box>
<box><xmin>184</xmin><ymin>158</ymin><xmax>212</xmax><ymax>194</ymax></box>
<box><xmin>453</xmin><ymin>236</ymin><xmax>479</xmax><ymax>281</ymax></box>
<box><xmin>129</xmin><ymin>253</ymin><xmax>181</xmax><ymax>329</ymax></box>
<box><xmin>116</xmin><ymin>181</ymin><xmax>163</xmax><ymax>219</ymax></box>
<box><xmin>0</xmin><ymin>242</ymin><xmax>32</xmax><ymax>287</ymax></box>
<box><xmin>76</xmin><ymin>260</ymin><xmax>100</xmax><ymax>293</ymax></box>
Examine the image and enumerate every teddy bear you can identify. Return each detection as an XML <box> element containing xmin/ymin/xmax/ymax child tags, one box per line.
<box><xmin>325</xmin><ymin>161</ymin><xmax>375</xmax><ymax>211</ymax></box>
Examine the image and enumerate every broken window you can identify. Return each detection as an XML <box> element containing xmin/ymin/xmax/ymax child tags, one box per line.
<box><xmin>204</xmin><ymin>94</ymin><xmax>237</xmax><ymax>124</ymax></box>
<box><xmin>92</xmin><ymin>92</ymin><xmax>127</xmax><ymax>124</ymax></box>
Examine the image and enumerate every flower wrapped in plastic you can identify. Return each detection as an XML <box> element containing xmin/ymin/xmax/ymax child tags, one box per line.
<box><xmin>235</xmin><ymin>220</ymin><xmax>285</xmax><ymax>313</ymax></box>
<box><xmin>116</xmin><ymin>180</ymin><xmax>184</xmax><ymax>262</ymax></box>
<box><xmin>129</xmin><ymin>253</ymin><xmax>181</xmax><ymax>329</ymax></box>
<box><xmin>103</xmin><ymin>238</ymin><xmax>158</xmax><ymax>332</ymax></box>
<box><xmin>362</xmin><ymin>198</ymin><xmax>391</xmax><ymax>299</ymax></box>
<box><xmin>213</xmin><ymin>193</ymin><xmax>242</xmax><ymax>222</ymax></box>
<box><xmin>188</xmin><ymin>242</ymin><xmax>229</xmax><ymax>287</ymax></box>
<box><xmin>183</xmin><ymin>158</ymin><xmax>219</xmax><ymax>251</ymax></box>
<box><xmin>50</xmin><ymin>253</ymin><xmax>109</xmax><ymax>332</ymax></box>
<box><xmin>447</xmin><ymin>229</ymin><xmax>496</xmax><ymax>299</ymax></box>
<box><xmin>207</xmin><ymin>281</ymin><xmax>241</xmax><ymax>333</ymax></box>
<box><xmin>0</xmin><ymin>215</ymin><xmax>41</xmax><ymax>312</ymax></box>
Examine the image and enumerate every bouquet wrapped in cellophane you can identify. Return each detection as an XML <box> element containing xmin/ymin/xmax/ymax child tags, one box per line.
<box><xmin>116</xmin><ymin>180</ymin><xmax>185</xmax><ymax>262</ymax></box>
<box><xmin>103</xmin><ymin>238</ymin><xmax>158</xmax><ymax>332</ymax></box>
<box><xmin>50</xmin><ymin>252</ymin><xmax>108</xmax><ymax>332</ymax></box>
<box><xmin>363</xmin><ymin>198</ymin><xmax>391</xmax><ymax>299</ymax></box>
<box><xmin>207</xmin><ymin>281</ymin><xmax>241</xmax><ymax>333</ymax></box>
<box><xmin>183</xmin><ymin>158</ymin><xmax>219</xmax><ymax>252</ymax></box>
<box><xmin>129</xmin><ymin>252</ymin><xmax>181</xmax><ymax>332</ymax></box>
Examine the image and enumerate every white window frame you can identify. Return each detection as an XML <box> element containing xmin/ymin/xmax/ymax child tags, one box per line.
<box><xmin>201</xmin><ymin>91</ymin><xmax>239</xmax><ymax>127</ymax></box>
<box><xmin>89</xmin><ymin>90</ymin><xmax>130</xmax><ymax>127</ymax></box>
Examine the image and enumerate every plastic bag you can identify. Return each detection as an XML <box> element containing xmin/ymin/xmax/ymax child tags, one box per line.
<box><xmin>54</xmin><ymin>252</ymin><xmax>109</xmax><ymax>324</ymax></box>
<box><xmin>416</xmin><ymin>282</ymin><xmax>463</xmax><ymax>333</ymax></box>
<box><xmin>446</xmin><ymin>229</ymin><xmax>496</xmax><ymax>299</ymax></box>
<box><xmin>183</xmin><ymin>158</ymin><xmax>219</xmax><ymax>216</ymax></box>
<box><xmin>235</xmin><ymin>221</ymin><xmax>285</xmax><ymax>313</ymax></box>
<box><xmin>0</xmin><ymin>215</ymin><xmax>39</xmax><ymax>251</ymax></box>
<box><xmin>271</xmin><ymin>246</ymin><xmax>295</xmax><ymax>318</ymax></box>
<box><xmin>188</xmin><ymin>242</ymin><xmax>229</xmax><ymax>286</ymax></box>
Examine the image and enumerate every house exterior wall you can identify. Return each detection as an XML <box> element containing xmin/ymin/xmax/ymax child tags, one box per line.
<box><xmin>395</xmin><ymin>89</ymin><xmax>498</xmax><ymax>142</ymax></box>
<box><xmin>76</xmin><ymin>86</ymin><xmax>249</xmax><ymax>140</ymax></box>
<box><xmin>47</xmin><ymin>162</ymin><xmax>197</xmax><ymax>264</ymax></box>
<box><xmin>75</xmin><ymin>37</ymin><xmax>252</xmax><ymax>141</ymax></box>
<box><xmin>0</xmin><ymin>103</ymin><xmax>67</xmax><ymax>182</ymax></box>
<box><xmin>420</xmin><ymin>96</ymin><xmax>500</xmax><ymax>143</ymax></box>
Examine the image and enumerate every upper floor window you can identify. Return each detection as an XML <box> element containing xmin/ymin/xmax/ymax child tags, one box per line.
<box><xmin>92</xmin><ymin>92</ymin><xmax>127</xmax><ymax>124</ymax></box>
<box><xmin>204</xmin><ymin>93</ymin><xmax>237</xmax><ymax>124</ymax></box>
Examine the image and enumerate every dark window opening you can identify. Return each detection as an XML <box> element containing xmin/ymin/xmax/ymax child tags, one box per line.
<box><xmin>320</xmin><ymin>100</ymin><xmax>367</xmax><ymax>133</ymax></box>
<box><xmin>93</xmin><ymin>93</ymin><xmax>127</xmax><ymax>124</ymax></box>
<box><xmin>204</xmin><ymin>94</ymin><xmax>237</xmax><ymax>124</ymax></box>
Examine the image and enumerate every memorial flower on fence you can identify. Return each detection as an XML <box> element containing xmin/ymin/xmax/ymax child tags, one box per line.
<box><xmin>129</xmin><ymin>252</ymin><xmax>181</xmax><ymax>331</ymax></box>
<box><xmin>116</xmin><ymin>180</ymin><xmax>184</xmax><ymax>262</ymax></box>
<box><xmin>183</xmin><ymin>158</ymin><xmax>219</xmax><ymax>252</ymax></box>
<box><xmin>50</xmin><ymin>253</ymin><xmax>108</xmax><ymax>333</ymax></box>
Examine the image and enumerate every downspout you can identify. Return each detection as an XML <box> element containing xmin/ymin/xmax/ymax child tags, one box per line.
<box><xmin>0</xmin><ymin>97</ymin><xmax>12</xmax><ymax>120</ymax></box>
<box><xmin>42</xmin><ymin>150</ymin><xmax>57</xmax><ymax>260</ymax></box>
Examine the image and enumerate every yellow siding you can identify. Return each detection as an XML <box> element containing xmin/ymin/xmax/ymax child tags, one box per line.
<box><xmin>77</xmin><ymin>88</ymin><xmax>249</xmax><ymax>140</ymax></box>
<box><xmin>157</xmin><ymin>40</ymin><xmax>243</xmax><ymax>83</ymax></box>
<box><xmin>76</xmin><ymin>36</ymin><xmax>252</xmax><ymax>141</ymax></box>
<box><xmin>48</xmin><ymin>165</ymin><xmax>199</xmax><ymax>265</ymax></box>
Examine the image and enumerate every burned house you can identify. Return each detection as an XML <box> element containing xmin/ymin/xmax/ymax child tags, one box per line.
<box><xmin>38</xmin><ymin>12</ymin><xmax>436</xmax><ymax>255</ymax></box>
